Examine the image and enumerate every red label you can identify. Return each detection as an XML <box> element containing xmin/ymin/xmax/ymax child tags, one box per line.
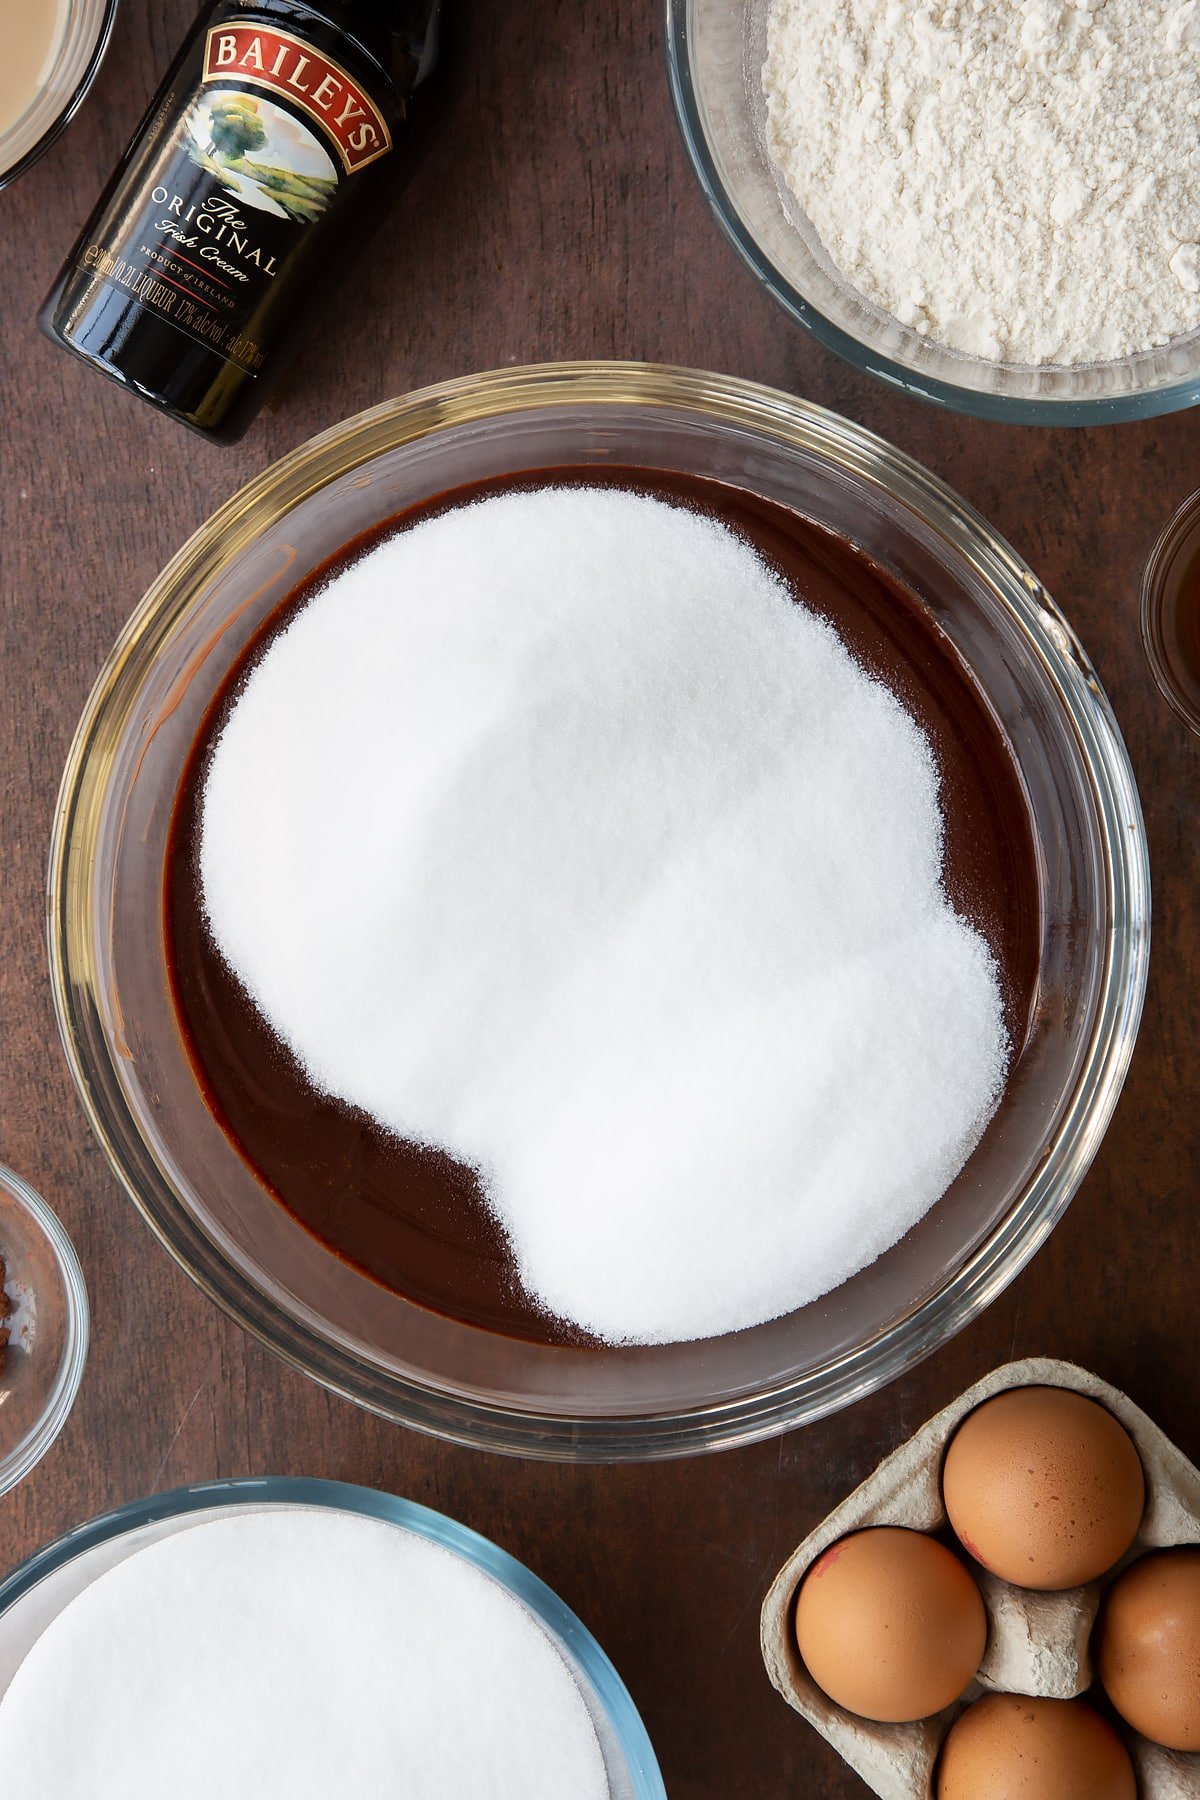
<box><xmin>202</xmin><ymin>25</ymin><xmax>392</xmax><ymax>173</ymax></box>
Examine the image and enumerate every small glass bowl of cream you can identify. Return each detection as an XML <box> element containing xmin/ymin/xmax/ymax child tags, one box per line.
<box><xmin>0</xmin><ymin>0</ymin><xmax>119</xmax><ymax>191</ymax></box>
<box><xmin>0</xmin><ymin>1165</ymin><xmax>89</xmax><ymax>1496</ymax></box>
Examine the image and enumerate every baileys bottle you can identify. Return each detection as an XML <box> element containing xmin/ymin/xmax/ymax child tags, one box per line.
<box><xmin>40</xmin><ymin>1</ymin><xmax>442</xmax><ymax>443</ymax></box>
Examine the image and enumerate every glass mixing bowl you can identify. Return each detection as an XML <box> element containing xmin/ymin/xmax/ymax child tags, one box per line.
<box><xmin>0</xmin><ymin>0</ymin><xmax>119</xmax><ymax>191</ymax></box>
<box><xmin>665</xmin><ymin>0</ymin><xmax>1200</xmax><ymax>423</ymax></box>
<box><xmin>1141</xmin><ymin>488</ymin><xmax>1200</xmax><ymax>737</ymax></box>
<box><xmin>0</xmin><ymin>1166</ymin><xmax>89</xmax><ymax>1497</ymax></box>
<box><xmin>0</xmin><ymin>1476</ymin><xmax>665</xmax><ymax>1799</ymax></box>
<box><xmin>48</xmin><ymin>363</ymin><xmax>1149</xmax><ymax>1460</ymax></box>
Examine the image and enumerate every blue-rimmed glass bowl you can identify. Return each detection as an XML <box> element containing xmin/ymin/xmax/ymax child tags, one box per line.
<box><xmin>0</xmin><ymin>1476</ymin><xmax>665</xmax><ymax>1799</ymax></box>
<box><xmin>665</xmin><ymin>0</ymin><xmax>1200</xmax><ymax>423</ymax></box>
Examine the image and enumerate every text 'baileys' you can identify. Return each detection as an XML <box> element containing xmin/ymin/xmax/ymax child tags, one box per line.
<box><xmin>39</xmin><ymin>2</ymin><xmax>443</xmax><ymax>443</ymax></box>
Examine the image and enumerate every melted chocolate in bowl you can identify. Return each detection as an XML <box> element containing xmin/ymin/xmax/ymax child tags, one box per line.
<box><xmin>165</xmin><ymin>469</ymin><xmax>1041</xmax><ymax>1347</ymax></box>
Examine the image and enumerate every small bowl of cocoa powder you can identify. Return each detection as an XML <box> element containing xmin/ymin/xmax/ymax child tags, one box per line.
<box><xmin>0</xmin><ymin>1166</ymin><xmax>88</xmax><ymax>1496</ymax></box>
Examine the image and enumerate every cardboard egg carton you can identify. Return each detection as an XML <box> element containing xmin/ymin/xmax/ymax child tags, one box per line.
<box><xmin>760</xmin><ymin>1357</ymin><xmax>1200</xmax><ymax>1798</ymax></box>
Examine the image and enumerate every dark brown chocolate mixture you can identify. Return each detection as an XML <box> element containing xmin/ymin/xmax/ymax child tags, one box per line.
<box><xmin>165</xmin><ymin>469</ymin><xmax>1041</xmax><ymax>1344</ymax></box>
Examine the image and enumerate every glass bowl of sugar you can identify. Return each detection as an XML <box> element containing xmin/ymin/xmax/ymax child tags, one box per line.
<box><xmin>48</xmin><ymin>362</ymin><xmax>1149</xmax><ymax>1459</ymax></box>
<box><xmin>0</xmin><ymin>1477</ymin><xmax>665</xmax><ymax>1798</ymax></box>
<box><xmin>666</xmin><ymin>0</ymin><xmax>1200</xmax><ymax>423</ymax></box>
<box><xmin>0</xmin><ymin>0</ymin><xmax>119</xmax><ymax>191</ymax></box>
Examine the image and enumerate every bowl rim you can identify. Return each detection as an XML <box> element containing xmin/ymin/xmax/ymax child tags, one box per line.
<box><xmin>663</xmin><ymin>0</ymin><xmax>1200</xmax><ymax>426</ymax></box>
<box><xmin>0</xmin><ymin>1474</ymin><xmax>667</xmax><ymax>1797</ymax></box>
<box><xmin>0</xmin><ymin>1165</ymin><xmax>90</xmax><ymax>1498</ymax></box>
<box><xmin>1140</xmin><ymin>486</ymin><xmax>1200</xmax><ymax>737</ymax></box>
<box><xmin>0</xmin><ymin>0</ymin><xmax>121</xmax><ymax>193</ymax></box>
<box><xmin>46</xmin><ymin>361</ymin><xmax>1151</xmax><ymax>1460</ymax></box>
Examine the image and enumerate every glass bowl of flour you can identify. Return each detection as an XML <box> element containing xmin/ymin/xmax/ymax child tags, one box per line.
<box><xmin>47</xmin><ymin>363</ymin><xmax>1149</xmax><ymax>1458</ymax></box>
<box><xmin>666</xmin><ymin>0</ymin><xmax>1200</xmax><ymax>422</ymax></box>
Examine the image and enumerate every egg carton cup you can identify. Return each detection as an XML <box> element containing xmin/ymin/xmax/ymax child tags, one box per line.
<box><xmin>760</xmin><ymin>1357</ymin><xmax>1200</xmax><ymax>1798</ymax></box>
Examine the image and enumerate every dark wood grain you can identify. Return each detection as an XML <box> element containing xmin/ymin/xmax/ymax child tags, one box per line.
<box><xmin>1</xmin><ymin>3</ymin><xmax>1198</xmax><ymax>1795</ymax></box>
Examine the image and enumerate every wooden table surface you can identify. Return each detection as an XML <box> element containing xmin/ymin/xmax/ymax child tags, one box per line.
<box><xmin>1</xmin><ymin>3</ymin><xmax>1198</xmax><ymax>1794</ymax></box>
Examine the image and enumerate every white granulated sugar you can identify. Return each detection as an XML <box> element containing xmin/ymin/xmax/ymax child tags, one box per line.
<box><xmin>0</xmin><ymin>1509</ymin><xmax>609</xmax><ymax>1799</ymax></box>
<box><xmin>200</xmin><ymin>487</ymin><xmax>1008</xmax><ymax>1345</ymax></box>
<box><xmin>763</xmin><ymin>0</ymin><xmax>1200</xmax><ymax>365</ymax></box>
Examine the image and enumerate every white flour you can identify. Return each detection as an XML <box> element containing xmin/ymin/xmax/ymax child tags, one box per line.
<box><xmin>763</xmin><ymin>0</ymin><xmax>1200</xmax><ymax>366</ymax></box>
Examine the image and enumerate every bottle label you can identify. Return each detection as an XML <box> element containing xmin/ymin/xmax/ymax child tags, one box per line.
<box><xmin>201</xmin><ymin>26</ymin><xmax>392</xmax><ymax>172</ymax></box>
<box><xmin>67</xmin><ymin>16</ymin><xmax>394</xmax><ymax>378</ymax></box>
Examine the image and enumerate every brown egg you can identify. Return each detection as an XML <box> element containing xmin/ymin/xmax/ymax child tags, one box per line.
<box><xmin>1096</xmin><ymin>1545</ymin><xmax>1200</xmax><ymax>1750</ymax></box>
<box><xmin>942</xmin><ymin>1386</ymin><xmax>1144</xmax><ymax>1589</ymax></box>
<box><xmin>793</xmin><ymin>1526</ymin><xmax>986</xmax><ymax>1723</ymax></box>
<box><xmin>936</xmin><ymin>1695</ymin><xmax>1137</xmax><ymax>1799</ymax></box>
